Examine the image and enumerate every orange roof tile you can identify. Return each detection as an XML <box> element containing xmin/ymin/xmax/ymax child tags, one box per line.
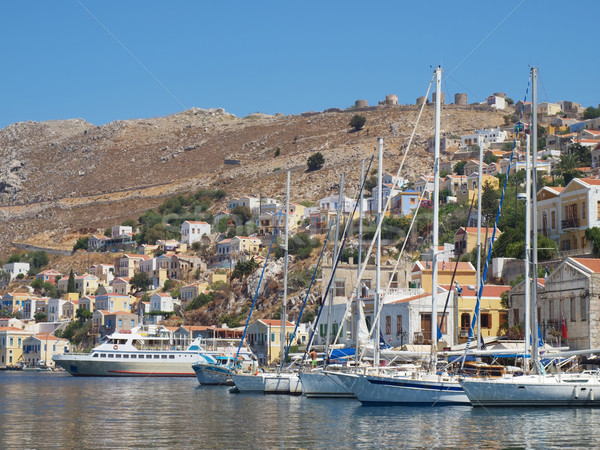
<box><xmin>571</xmin><ymin>258</ymin><xmax>600</xmax><ymax>273</ymax></box>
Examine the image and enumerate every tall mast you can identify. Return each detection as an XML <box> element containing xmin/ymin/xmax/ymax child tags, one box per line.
<box><xmin>325</xmin><ymin>174</ymin><xmax>344</xmax><ymax>360</ymax></box>
<box><xmin>476</xmin><ymin>134</ymin><xmax>483</xmax><ymax>351</ymax></box>
<box><xmin>524</xmin><ymin>133</ymin><xmax>531</xmax><ymax>371</ymax></box>
<box><xmin>531</xmin><ymin>67</ymin><xmax>540</xmax><ymax>374</ymax></box>
<box><xmin>374</xmin><ymin>138</ymin><xmax>383</xmax><ymax>368</ymax></box>
<box><xmin>356</xmin><ymin>160</ymin><xmax>365</xmax><ymax>355</ymax></box>
<box><xmin>431</xmin><ymin>66</ymin><xmax>441</xmax><ymax>370</ymax></box>
<box><xmin>280</xmin><ymin>170</ymin><xmax>290</xmax><ymax>369</ymax></box>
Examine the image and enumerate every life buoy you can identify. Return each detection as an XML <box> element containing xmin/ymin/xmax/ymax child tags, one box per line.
<box><xmin>113</xmin><ymin>345</ymin><xmax>118</xmax><ymax>350</ymax></box>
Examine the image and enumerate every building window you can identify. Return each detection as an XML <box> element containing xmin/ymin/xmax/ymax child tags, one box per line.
<box><xmin>334</xmin><ymin>280</ymin><xmax>345</xmax><ymax>297</ymax></box>
<box><xmin>551</xmin><ymin>211</ymin><xmax>556</xmax><ymax>229</ymax></box>
<box><xmin>582</xmin><ymin>202</ymin><xmax>586</xmax><ymax>219</ymax></box>
<box><xmin>480</xmin><ymin>313</ymin><xmax>492</xmax><ymax>329</ymax></box>
<box><xmin>581</xmin><ymin>296</ymin><xmax>587</xmax><ymax>321</ymax></box>
<box><xmin>571</xmin><ymin>298</ymin><xmax>576</xmax><ymax>322</ymax></box>
<box><xmin>396</xmin><ymin>315</ymin><xmax>403</xmax><ymax>336</ymax></box>
<box><xmin>385</xmin><ymin>316</ymin><xmax>391</xmax><ymax>335</ymax></box>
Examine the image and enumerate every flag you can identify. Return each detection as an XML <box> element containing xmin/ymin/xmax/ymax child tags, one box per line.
<box><xmin>561</xmin><ymin>317</ymin><xmax>568</xmax><ymax>339</ymax></box>
<box><xmin>544</xmin><ymin>266</ymin><xmax>550</xmax><ymax>281</ymax></box>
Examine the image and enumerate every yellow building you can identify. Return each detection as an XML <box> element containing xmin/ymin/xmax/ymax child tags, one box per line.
<box><xmin>1</xmin><ymin>292</ymin><xmax>33</xmax><ymax>314</ymax></box>
<box><xmin>22</xmin><ymin>334</ymin><xmax>71</xmax><ymax>368</ymax></box>
<box><xmin>454</xmin><ymin>226</ymin><xmax>502</xmax><ymax>256</ymax></box>
<box><xmin>0</xmin><ymin>326</ymin><xmax>34</xmax><ymax>368</ymax></box>
<box><xmin>94</xmin><ymin>293</ymin><xmax>133</xmax><ymax>312</ymax></box>
<box><xmin>441</xmin><ymin>284</ymin><xmax>510</xmax><ymax>343</ymax></box>
<box><xmin>551</xmin><ymin>177</ymin><xmax>600</xmax><ymax>253</ymax></box>
<box><xmin>410</xmin><ymin>261</ymin><xmax>476</xmax><ymax>292</ymax></box>
<box><xmin>456</xmin><ymin>174</ymin><xmax>500</xmax><ymax>204</ymax></box>
<box><xmin>209</xmin><ymin>272</ymin><xmax>228</xmax><ymax>284</ymax></box>
<box><xmin>246</xmin><ymin>319</ymin><xmax>303</xmax><ymax>365</ymax></box>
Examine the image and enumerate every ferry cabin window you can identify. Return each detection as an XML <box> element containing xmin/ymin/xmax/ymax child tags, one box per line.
<box><xmin>92</xmin><ymin>354</ymin><xmax>98</xmax><ymax>357</ymax></box>
<box><xmin>108</xmin><ymin>354</ymin><xmax>114</xmax><ymax>358</ymax></box>
<box><xmin>116</xmin><ymin>354</ymin><xmax>122</xmax><ymax>358</ymax></box>
<box><xmin>169</xmin><ymin>355</ymin><xmax>175</xmax><ymax>359</ymax></box>
<box><xmin>161</xmin><ymin>355</ymin><xmax>167</xmax><ymax>359</ymax></box>
<box><xmin>154</xmin><ymin>355</ymin><xmax>160</xmax><ymax>359</ymax></box>
<box><xmin>123</xmin><ymin>354</ymin><xmax>129</xmax><ymax>358</ymax></box>
<box><xmin>146</xmin><ymin>355</ymin><xmax>152</xmax><ymax>359</ymax></box>
<box><xmin>130</xmin><ymin>354</ymin><xmax>137</xmax><ymax>358</ymax></box>
<box><xmin>100</xmin><ymin>354</ymin><xmax>106</xmax><ymax>358</ymax></box>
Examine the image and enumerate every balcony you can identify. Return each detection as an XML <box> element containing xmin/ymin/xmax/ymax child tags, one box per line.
<box><xmin>561</xmin><ymin>218</ymin><xmax>579</xmax><ymax>229</ymax></box>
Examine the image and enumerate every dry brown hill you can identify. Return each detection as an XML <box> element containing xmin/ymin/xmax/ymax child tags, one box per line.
<box><xmin>0</xmin><ymin>105</ymin><xmax>505</xmax><ymax>256</ymax></box>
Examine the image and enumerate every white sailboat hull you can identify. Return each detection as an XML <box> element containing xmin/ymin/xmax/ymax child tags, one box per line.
<box><xmin>231</xmin><ymin>373</ymin><xmax>266</xmax><ymax>393</ymax></box>
<box><xmin>299</xmin><ymin>371</ymin><xmax>355</xmax><ymax>398</ymax></box>
<box><xmin>337</xmin><ymin>371</ymin><xmax>469</xmax><ymax>405</ymax></box>
<box><xmin>460</xmin><ymin>374</ymin><xmax>600</xmax><ymax>406</ymax></box>
<box><xmin>263</xmin><ymin>373</ymin><xmax>302</xmax><ymax>395</ymax></box>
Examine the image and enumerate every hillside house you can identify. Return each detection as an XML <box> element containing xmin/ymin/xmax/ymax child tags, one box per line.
<box><xmin>454</xmin><ymin>227</ymin><xmax>502</xmax><ymax>257</ymax></box>
<box><xmin>35</xmin><ymin>269</ymin><xmax>62</xmax><ymax>286</ymax></box>
<box><xmin>181</xmin><ymin>220</ymin><xmax>211</xmax><ymax>246</ymax></box>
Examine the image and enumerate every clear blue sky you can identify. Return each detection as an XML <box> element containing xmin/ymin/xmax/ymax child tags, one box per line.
<box><xmin>1</xmin><ymin>1</ymin><xmax>598</xmax><ymax>129</ymax></box>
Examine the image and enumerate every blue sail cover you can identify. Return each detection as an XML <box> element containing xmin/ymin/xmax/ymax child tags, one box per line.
<box><xmin>330</xmin><ymin>348</ymin><xmax>355</xmax><ymax>360</ymax></box>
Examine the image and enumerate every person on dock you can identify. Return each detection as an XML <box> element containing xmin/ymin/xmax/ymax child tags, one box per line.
<box><xmin>310</xmin><ymin>349</ymin><xmax>318</xmax><ymax>370</ymax></box>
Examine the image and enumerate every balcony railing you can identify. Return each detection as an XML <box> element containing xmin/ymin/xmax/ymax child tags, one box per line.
<box><xmin>561</xmin><ymin>218</ymin><xmax>579</xmax><ymax>229</ymax></box>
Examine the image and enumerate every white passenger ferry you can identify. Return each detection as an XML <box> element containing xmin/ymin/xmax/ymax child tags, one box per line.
<box><xmin>53</xmin><ymin>325</ymin><xmax>245</xmax><ymax>377</ymax></box>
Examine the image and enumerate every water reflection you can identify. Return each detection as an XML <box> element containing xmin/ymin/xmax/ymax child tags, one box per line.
<box><xmin>1</xmin><ymin>372</ymin><xmax>598</xmax><ymax>448</ymax></box>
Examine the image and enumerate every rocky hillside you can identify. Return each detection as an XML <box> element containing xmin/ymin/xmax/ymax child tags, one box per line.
<box><xmin>0</xmin><ymin>105</ymin><xmax>505</xmax><ymax>256</ymax></box>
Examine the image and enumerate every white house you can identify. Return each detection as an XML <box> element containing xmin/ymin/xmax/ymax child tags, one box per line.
<box><xmin>413</xmin><ymin>175</ymin><xmax>435</xmax><ymax>198</ymax></box>
<box><xmin>319</xmin><ymin>195</ymin><xmax>359</xmax><ymax>214</ymax></box>
<box><xmin>47</xmin><ymin>298</ymin><xmax>68</xmax><ymax>322</ymax></box>
<box><xmin>112</xmin><ymin>225</ymin><xmax>133</xmax><ymax>238</ymax></box>
<box><xmin>486</xmin><ymin>95</ymin><xmax>506</xmax><ymax>110</ymax></box>
<box><xmin>462</xmin><ymin>128</ymin><xmax>508</xmax><ymax>148</ymax></box>
<box><xmin>180</xmin><ymin>220</ymin><xmax>211</xmax><ymax>246</ymax></box>
<box><xmin>150</xmin><ymin>292</ymin><xmax>175</xmax><ymax>313</ymax></box>
<box><xmin>3</xmin><ymin>262</ymin><xmax>30</xmax><ymax>280</ymax></box>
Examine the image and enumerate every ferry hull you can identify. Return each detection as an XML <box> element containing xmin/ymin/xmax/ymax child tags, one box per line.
<box><xmin>460</xmin><ymin>375</ymin><xmax>600</xmax><ymax>407</ymax></box>
<box><xmin>53</xmin><ymin>355</ymin><xmax>198</xmax><ymax>377</ymax></box>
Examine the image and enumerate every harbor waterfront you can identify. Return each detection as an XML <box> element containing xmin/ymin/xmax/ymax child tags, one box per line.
<box><xmin>2</xmin><ymin>371</ymin><xmax>600</xmax><ymax>449</ymax></box>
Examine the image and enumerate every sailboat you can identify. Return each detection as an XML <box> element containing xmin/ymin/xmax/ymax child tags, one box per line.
<box><xmin>336</xmin><ymin>67</ymin><xmax>470</xmax><ymax>405</ymax></box>
<box><xmin>459</xmin><ymin>67</ymin><xmax>600</xmax><ymax>406</ymax></box>
<box><xmin>231</xmin><ymin>170</ymin><xmax>302</xmax><ymax>395</ymax></box>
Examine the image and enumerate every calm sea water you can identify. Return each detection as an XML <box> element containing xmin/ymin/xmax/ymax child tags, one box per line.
<box><xmin>1</xmin><ymin>371</ymin><xmax>599</xmax><ymax>449</ymax></box>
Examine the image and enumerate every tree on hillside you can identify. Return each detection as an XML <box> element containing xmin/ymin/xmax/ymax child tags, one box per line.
<box><xmin>569</xmin><ymin>143</ymin><xmax>591</xmax><ymax>166</ymax></box>
<box><xmin>484</xmin><ymin>153</ymin><xmax>498</xmax><ymax>164</ymax></box>
<box><xmin>583</xmin><ymin>106</ymin><xmax>600</xmax><ymax>120</ymax></box>
<box><xmin>73</xmin><ymin>237</ymin><xmax>89</xmax><ymax>252</ymax></box>
<box><xmin>30</xmin><ymin>251</ymin><xmax>48</xmax><ymax>270</ymax></box>
<box><xmin>307</xmin><ymin>152</ymin><xmax>325</xmax><ymax>171</ymax></box>
<box><xmin>555</xmin><ymin>153</ymin><xmax>582</xmax><ymax>185</ymax></box>
<box><xmin>130</xmin><ymin>272</ymin><xmax>151</xmax><ymax>291</ymax></box>
<box><xmin>453</xmin><ymin>160</ymin><xmax>467</xmax><ymax>175</ymax></box>
<box><xmin>231</xmin><ymin>206</ymin><xmax>253</xmax><ymax>224</ymax></box>
<box><xmin>67</xmin><ymin>269</ymin><xmax>76</xmax><ymax>293</ymax></box>
<box><xmin>349</xmin><ymin>114</ymin><xmax>367</xmax><ymax>131</ymax></box>
<box><xmin>122</xmin><ymin>219</ymin><xmax>137</xmax><ymax>228</ymax></box>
